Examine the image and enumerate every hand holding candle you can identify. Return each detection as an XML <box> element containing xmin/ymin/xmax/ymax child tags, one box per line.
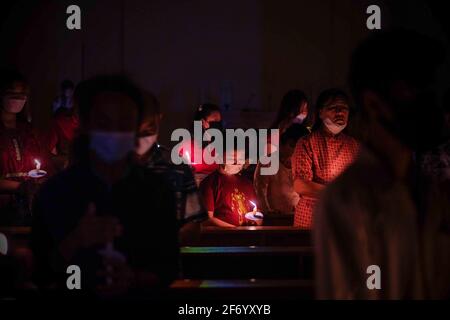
<box><xmin>245</xmin><ymin>200</ymin><xmax>264</xmax><ymax>226</ymax></box>
<box><xmin>250</xmin><ymin>200</ymin><xmax>257</xmax><ymax>214</ymax></box>
<box><xmin>28</xmin><ymin>158</ymin><xmax>47</xmax><ymax>178</ymax></box>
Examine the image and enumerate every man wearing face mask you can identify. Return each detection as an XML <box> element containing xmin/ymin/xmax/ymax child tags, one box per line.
<box><xmin>0</xmin><ymin>69</ymin><xmax>49</xmax><ymax>225</ymax></box>
<box><xmin>32</xmin><ymin>75</ymin><xmax>179</xmax><ymax>297</ymax></box>
<box><xmin>292</xmin><ymin>88</ymin><xmax>360</xmax><ymax>229</ymax></box>
<box><xmin>132</xmin><ymin>92</ymin><xmax>207</xmax><ymax>245</ymax></box>
<box><xmin>199</xmin><ymin>147</ymin><xmax>257</xmax><ymax>227</ymax></box>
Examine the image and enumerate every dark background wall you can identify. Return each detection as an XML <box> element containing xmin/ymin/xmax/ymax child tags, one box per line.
<box><xmin>1</xmin><ymin>0</ymin><xmax>449</xmax><ymax>145</ymax></box>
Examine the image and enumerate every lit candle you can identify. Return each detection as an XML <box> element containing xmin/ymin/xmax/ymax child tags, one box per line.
<box><xmin>250</xmin><ymin>200</ymin><xmax>257</xmax><ymax>214</ymax></box>
<box><xmin>245</xmin><ymin>200</ymin><xmax>264</xmax><ymax>226</ymax></box>
<box><xmin>34</xmin><ymin>159</ymin><xmax>41</xmax><ymax>171</ymax></box>
<box><xmin>28</xmin><ymin>158</ymin><xmax>47</xmax><ymax>178</ymax></box>
<box><xmin>184</xmin><ymin>150</ymin><xmax>191</xmax><ymax>164</ymax></box>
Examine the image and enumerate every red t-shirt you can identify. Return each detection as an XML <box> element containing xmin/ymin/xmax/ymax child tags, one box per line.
<box><xmin>0</xmin><ymin>122</ymin><xmax>48</xmax><ymax>181</ymax></box>
<box><xmin>199</xmin><ymin>171</ymin><xmax>257</xmax><ymax>226</ymax></box>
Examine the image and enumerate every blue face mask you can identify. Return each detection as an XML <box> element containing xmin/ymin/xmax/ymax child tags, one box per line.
<box><xmin>89</xmin><ymin>131</ymin><xmax>135</xmax><ymax>164</ymax></box>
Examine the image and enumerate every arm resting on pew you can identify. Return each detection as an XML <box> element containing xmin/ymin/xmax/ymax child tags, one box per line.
<box><xmin>202</xmin><ymin>211</ymin><xmax>236</xmax><ymax>228</ymax></box>
<box><xmin>293</xmin><ymin>178</ymin><xmax>324</xmax><ymax>199</ymax></box>
<box><xmin>0</xmin><ymin>178</ymin><xmax>21</xmax><ymax>193</ymax></box>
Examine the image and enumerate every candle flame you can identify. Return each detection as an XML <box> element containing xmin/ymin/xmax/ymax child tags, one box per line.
<box><xmin>34</xmin><ymin>159</ymin><xmax>41</xmax><ymax>170</ymax></box>
<box><xmin>184</xmin><ymin>151</ymin><xmax>191</xmax><ymax>163</ymax></box>
<box><xmin>250</xmin><ymin>200</ymin><xmax>257</xmax><ymax>212</ymax></box>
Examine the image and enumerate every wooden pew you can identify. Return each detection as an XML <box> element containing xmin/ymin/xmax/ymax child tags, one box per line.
<box><xmin>180</xmin><ymin>246</ymin><xmax>314</xmax><ymax>280</ymax></box>
<box><xmin>196</xmin><ymin>226</ymin><xmax>311</xmax><ymax>247</ymax></box>
<box><xmin>0</xmin><ymin>227</ymin><xmax>31</xmax><ymax>253</ymax></box>
<box><xmin>170</xmin><ymin>279</ymin><xmax>314</xmax><ymax>300</ymax></box>
<box><xmin>263</xmin><ymin>213</ymin><xmax>294</xmax><ymax>226</ymax></box>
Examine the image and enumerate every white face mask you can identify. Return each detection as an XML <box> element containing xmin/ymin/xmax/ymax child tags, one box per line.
<box><xmin>89</xmin><ymin>131</ymin><xmax>135</xmax><ymax>164</ymax></box>
<box><xmin>2</xmin><ymin>97</ymin><xmax>26</xmax><ymax>114</ymax></box>
<box><xmin>293</xmin><ymin>113</ymin><xmax>307</xmax><ymax>124</ymax></box>
<box><xmin>222</xmin><ymin>164</ymin><xmax>244</xmax><ymax>175</ymax></box>
<box><xmin>136</xmin><ymin>134</ymin><xmax>158</xmax><ymax>156</ymax></box>
<box><xmin>323</xmin><ymin>117</ymin><xmax>347</xmax><ymax>135</ymax></box>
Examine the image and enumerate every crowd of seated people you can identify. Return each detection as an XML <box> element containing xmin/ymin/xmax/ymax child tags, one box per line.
<box><xmin>0</xmin><ymin>29</ymin><xmax>449</xmax><ymax>299</ymax></box>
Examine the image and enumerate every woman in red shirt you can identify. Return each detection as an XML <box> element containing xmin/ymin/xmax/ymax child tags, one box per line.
<box><xmin>292</xmin><ymin>89</ymin><xmax>360</xmax><ymax>229</ymax></box>
<box><xmin>0</xmin><ymin>69</ymin><xmax>49</xmax><ymax>224</ymax></box>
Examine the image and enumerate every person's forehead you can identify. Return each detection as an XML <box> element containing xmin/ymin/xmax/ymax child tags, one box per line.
<box><xmin>5</xmin><ymin>81</ymin><xmax>28</xmax><ymax>94</ymax></box>
<box><xmin>91</xmin><ymin>91</ymin><xmax>138</xmax><ymax>113</ymax></box>
<box><xmin>225</xmin><ymin>149</ymin><xmax>245</xmax><ymax>159</ymax></box>
<box><xmin>324</xmin><ymin>98</ymin><xmax>348</xmax><ymax>108</ymax></box>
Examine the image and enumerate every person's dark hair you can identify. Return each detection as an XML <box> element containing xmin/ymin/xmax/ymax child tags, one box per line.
<box><xmin>312</xmin><ymin>88</ymin><xmax>350</xmax><ymax>131</ymax></box>
<box><xmin>0</xmin><ymin>68</ymin><xmax>28</xmax><ymax>96</ymax></box>
<box><xmin>60</xmin><ymin>79</ymin><xmax>75</xmax><ymax>91</ymax></box>
<box><xmin>0</xmin><ymin>68</ymin><xmax>29</xmax><ymax>123</ymax></box>
<box><xmin>271</xmin><ymin>90</ymin><xmax>308</xmax><ymax>129</ymax></box>
<box><xmin>280</xmin><ymin>123</ymin><xmax>309</xmax><ymax>146</ymax></box>
<box><xmin>349</xmin><ymin>29</ymin><xmax>444</xmax><ymax>109</ymax></box>
<box><xmin>193</xmin><ymin>103</ymin><xmax>221</xmax><ymax>121</ymax></box>
<box><xmin>74</xmin><ymin>74</ymin><xmax>144</xmax><ymax>126</ymax></box>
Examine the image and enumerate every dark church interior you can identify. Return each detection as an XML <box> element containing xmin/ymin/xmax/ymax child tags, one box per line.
<box><xmin>1</xmin><ymin>0</ymin><xmax>450</xmax><ymax>312</ymax></box>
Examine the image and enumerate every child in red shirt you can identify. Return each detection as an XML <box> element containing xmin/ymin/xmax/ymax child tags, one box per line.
<box><xmin>200</xmin><ymin>149</ymin><xmax>257</xmax><ymax>227</ymax></box>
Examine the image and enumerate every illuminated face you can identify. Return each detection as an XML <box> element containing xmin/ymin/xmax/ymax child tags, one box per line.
<box><xmin>1</xmin><ymin>81</ymin><xmax>28</xmax><ymax>114</ymax></box>
<box><xmin>220</xmin><ymin>149</ymin><xmax>245</xmax><ymax>175</ymax></box>
<box><xmin>319</xmin><ymin>98</ymin><xmax>349</xmax><ymax>126</ymax></box>
<box><xmin>203</xmin><ymin>111</ymin><xmax>222</xmax><ymax>129</ymax></box>
<box><xmin>298</xmin><ymin>101</ymin><xmax>308</xmax><ymax>117</ymax></box>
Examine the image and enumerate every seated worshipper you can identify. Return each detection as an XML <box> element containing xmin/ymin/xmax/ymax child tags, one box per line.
<box><xmin>0</xmin><ymin>69</ymin><xmax>51</xmax><ymax>226</ymax></box>
<box><xmin>46</xmin><ymin>100</ymin><xmax>80</xmax><ymax>171</ymax></box>
<box><xmin>292</xmin><ymin>88</ymin><xmax>360</xmax><ymax>229</ymax></box>
<box><xmin>200</xmin><ymin>147</ymin><xmax>257</xmax><ymax>227</ymax></box>
<box><xmin>31</xmin><ymin>75</ymin><xmax>179</xmax><ymax>298</ymax></box>
<box><xmin>132</xmin><ymin>91</ymin><xmax>207</xmax><ymax>245</ymax></box>
<box><xmin>315</xmin><ymin>29</ymin><xmax>450</xmax><ymax>299</ymax></box>
<box><xmin>254</xmin><ymin>124</ymin><xmax>308</xmax><ymax>214</ymax></box>
<box><xmin>177</xmin><ymin>103</ymin><xmax>222</xmax><ymax>185</ymax></box>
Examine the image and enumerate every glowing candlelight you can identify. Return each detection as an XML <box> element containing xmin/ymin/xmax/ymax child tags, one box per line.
<box><xmin>245</xmin><ymin>200</ymin><xmax>264</xmax><ymax>226</ymax></box>
<box><xmin>28</xmin><ymin>159</ymin><xmax>47</xmax><ymax>178</ymax></box>
<box><xmin>34</xmin><ymin>159</ymin><xmax>41</xmax><ymax>171</ymax></box>
<box><xmin>250</xmin><ymin>200</ymin><xmax>257</xmax><ymax>214</ymax></box>
<box><xmin>184</xmin><ymin>150</ymin><xmax>191</xmax><ymax>164</ymax></box>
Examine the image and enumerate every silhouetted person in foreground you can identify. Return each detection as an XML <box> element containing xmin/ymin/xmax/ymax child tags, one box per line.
<box><xmin>32</xmin><ymin>75</ymin><xmax>179</xmax><ymax>298</ymax></box>
<box><xmin>314</xmin><ymin>29</ymin><xmax>450</xmax><ymax>299</ymax></box>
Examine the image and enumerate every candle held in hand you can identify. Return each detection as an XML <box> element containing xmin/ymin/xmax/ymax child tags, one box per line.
<box><xmin>28</xmin><ymin>159</ymin><xmax>47</xmax><ymax>178</ymax></box>
<box><xmin>250</xmin><ymin>200</ymin><xmax>257</xmax><ymax>214</ymax></box>
<box><xmin>35</xmin><ymin>159</ymin><xmax>41</xmax><ymax>171</ymax></box>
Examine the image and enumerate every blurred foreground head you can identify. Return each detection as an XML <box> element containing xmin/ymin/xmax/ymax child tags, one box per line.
<box><xmin>73</xmin><ymin>74</ymin><xmax>144</xmax><ymax>164</ymax></box>
<box><xmin>349</xmin><ymin>29</ymin><xmax>445</xmax><ymax>151</ymax></box>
